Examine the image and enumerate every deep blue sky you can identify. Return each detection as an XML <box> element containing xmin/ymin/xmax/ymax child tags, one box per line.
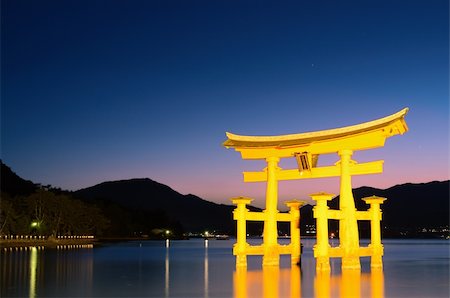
<box><xmin>2</xmin><ymin>0</ymin><xmax>448</xmax><ymax>207</ymax></box>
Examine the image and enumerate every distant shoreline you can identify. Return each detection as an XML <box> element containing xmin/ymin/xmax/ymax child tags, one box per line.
<box><xmin>0</xmin><ymin>238</ymin><xmax>97</xmax><ymax>248</ymax></box>
<box><xmin>1</xmin><ymin>234</ymin><xmax>448</xmax><ymax>249</ymax></box>
<box><xmin>0</xmin><ymin>237</ymin><xmax>182</xmax><ymax>248</ymax></box>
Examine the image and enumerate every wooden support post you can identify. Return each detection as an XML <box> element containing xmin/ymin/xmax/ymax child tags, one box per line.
<box><xmin>263</xmin><ymin>156</ymin><xmax>280</xmax><ymax>266</ymax></box>
<box><xmin>362</xmin><ymin>196</ymin><xmax>387</xmax><ymax>269</ymax></box>
<box><xmin>311</xmin><ymin>192</ymin><xmax>334</xmax><ymax>271</ymax></box>
<box><xmin>338</xmin><ymin>149</ymin><xmax>361</xmax><ymax>270</ymax></box>
<box><xmin>232</xmin><ymin>197</ymin><xmax>253</xmax><ymax>267</ymax></box>
<box><xmin>285</xmin><ymin>200</ymin><xmax>305</xmax><ymax>265</ymax></box>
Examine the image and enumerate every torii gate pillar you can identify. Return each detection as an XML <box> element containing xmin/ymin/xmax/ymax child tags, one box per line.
<box><xmin>262</xmin><ymin>156</ymin><xmax>280</xmax><ymax>266</ymax></box>
<box><xmin>339</xmin><ymin>149</ymin><xmax>361</xmax><ymax>269</ymax></box>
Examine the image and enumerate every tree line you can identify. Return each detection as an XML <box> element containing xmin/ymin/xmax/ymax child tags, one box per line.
<box><xmin>0</xmin><ymin>189</ymin><xmax>109</xmax><ymax>237</ymax></box>
<box><xmin>0</xmin><ymin>188</ymin><xmax>185</xmax><ymax>239</ymax></box>
<box><xmin>0</xmin><ymin>161</ymin><xmax>185</xmax><ymax>239</ymax></box>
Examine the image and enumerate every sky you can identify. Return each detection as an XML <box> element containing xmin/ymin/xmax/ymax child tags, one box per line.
<box><xmin>1</xmin><ymin>0</ymin><xmax>448</xmax><ymax>208</ymax></box>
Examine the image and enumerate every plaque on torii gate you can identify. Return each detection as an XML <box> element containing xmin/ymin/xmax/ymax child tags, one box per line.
<box><xmin>223</xmin><ymin>108</ymin><xmax>409</xmax><ymax>270</ymax></box>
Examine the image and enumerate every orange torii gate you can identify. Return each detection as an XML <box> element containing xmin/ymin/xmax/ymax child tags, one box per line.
<box><xmin>223</xmin><ymin>108</ymin><xmax>409</xmax><ymax>270</ymax></box>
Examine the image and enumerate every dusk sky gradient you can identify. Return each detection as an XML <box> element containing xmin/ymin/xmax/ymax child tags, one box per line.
<box><xmin>2</xmin><ymin>0</ymin><xmax>448</xmax><ymax>208</ymax></box>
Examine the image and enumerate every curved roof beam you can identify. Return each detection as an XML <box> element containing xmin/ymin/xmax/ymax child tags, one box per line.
<box><xmin>223</xmin><ymin>108</ymin><xmax>409</xmax><ymax>149</ymax></box>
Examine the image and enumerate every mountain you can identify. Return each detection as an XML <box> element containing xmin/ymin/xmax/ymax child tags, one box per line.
<box><xmin>329</xmin><ymin>181</ymin><xmax>449</xmax><ymax>237</ymax></box>
<box><xmin>0</xmin><ymin>160</ymin><xmax>37</xmax><ymax>196</ymax></box>
<box><xmin>381</xmin><ymin>181</ymin><xmax>449</xmax><ymax>229</ymax></box>
<box><xmin>74</xmin><ymin>178</ymin><xmax>241</xmax><ymax>233</ymax></box>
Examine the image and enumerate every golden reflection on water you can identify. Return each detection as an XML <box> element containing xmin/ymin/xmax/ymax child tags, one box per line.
<box><xmin>204</xmin><ymin>245</ymin><xmax>209</xmax><ymax>298</ymax></box>
<box><xmin>315</xmin><ymin>268</ymin><xmax>384</xmax><ymax>298</ymax></box>
<box><xmin>28</xmin><ymin>247</ymin><xmax>38</xmax><ymax>298</ymax></box>
<box><xmin>234</xmin><ymin>265</ymin><xmax>384</xmax><ymax>298</ymax></box>
<box><xmin>1</xmin><ymin>246</ymin><xmax>44</xmax><ymax>298</ymax></box>
<box><xmin>165</xmin><ymin>248</ymin><xmax>170</xmax><ymax>297</ymax></box>
<box><xmin>234</xmin><ymin>266</ymin><xmax>301</xmax><ymax>298</ymax></box>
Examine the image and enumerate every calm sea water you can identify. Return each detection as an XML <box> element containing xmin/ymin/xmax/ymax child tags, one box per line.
<box><xmin>1</xmin><ymin>238</ymin><xmax>449</xmax><ymax>297</ymax></box>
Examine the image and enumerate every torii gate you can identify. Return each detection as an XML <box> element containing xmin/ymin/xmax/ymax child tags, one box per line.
<box><xmin>223</xmin><ymin>108</ymin><xmax>409</xmax><ymax>270</ymax></box>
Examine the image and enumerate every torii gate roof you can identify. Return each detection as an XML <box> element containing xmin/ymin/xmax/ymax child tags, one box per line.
<box><xmin>224</xmin><ymin>108</ymin><xmax>408</xmax><ymax>149</ymax></box>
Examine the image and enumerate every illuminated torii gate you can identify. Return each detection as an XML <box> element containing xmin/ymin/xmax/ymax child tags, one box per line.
<box><xmin>224</xmin><ymin>108</ymin><xmax>409</xmax><ymax>269</ymax></box>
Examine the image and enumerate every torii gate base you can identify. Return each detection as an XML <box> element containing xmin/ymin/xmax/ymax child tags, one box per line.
<box><xmin>232</xmin><ymin>197</ymin><xmax>304</xmax><ymax>267</ymax></box>
<box><xmin>312</xmin><ymin>193</ymin><xmax>387</xmax><ymax>271</ymax></box>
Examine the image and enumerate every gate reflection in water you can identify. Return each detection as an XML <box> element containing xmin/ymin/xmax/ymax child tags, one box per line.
<box><xmin>234</xmin><ymin>266</ymin><xmax>383</xmax><ymax>298</ymax></box>
<box><xmin>234</xmin><ymin>265</ymin><xmax>302</xmax><ymax>298</ymax></box>
<box><xmin>314</xmin><ymin>269</ymin><xmax>384</xmax><ymax>298</ymax></box>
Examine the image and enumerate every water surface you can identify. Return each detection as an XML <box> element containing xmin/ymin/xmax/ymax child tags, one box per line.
<box><xmin>1</xmin><ymin>239</ymin><xmax>448</xmax><ymax>297</ymax></box>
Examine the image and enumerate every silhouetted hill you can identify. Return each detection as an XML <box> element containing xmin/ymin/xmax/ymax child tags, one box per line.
<box><xmin>329</xmin><ymin>181</ymin><xmax>449</xmax><ymax>237</ymax></box>
<box><xmin>0</xmin><ymin>160</ymin><xmax>37</xmax><ymax>196</ymax></box>
<box><xmin>382</xmin><ymin>181</ymin><xmax>449</xmax><ymax>228</ymax></box>
<box><xmin>74</xmin><ymin>178</ymin><xmax>242</xmax><ymax>233</ymax></box>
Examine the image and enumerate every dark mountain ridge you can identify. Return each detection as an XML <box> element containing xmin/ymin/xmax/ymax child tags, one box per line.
<box><xmin>328</xmin><ymin>180</ymin><xmax>449</xmax><ymax>237</ymax></box>
<box><xmin>0</xmin><ymin>161</ymin><xmax>37</xmax><ymax>196</ymax></box>
<box><xmin>74</xmin><ymin>178</ymin><xmax>238</xmax><ymax>232</ymax></box>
